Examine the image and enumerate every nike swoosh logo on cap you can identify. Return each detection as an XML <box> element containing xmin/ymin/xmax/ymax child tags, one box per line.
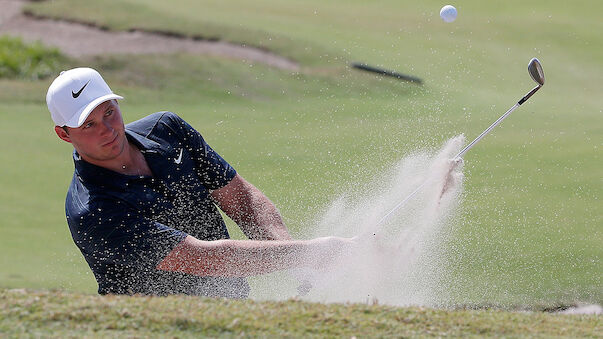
<box><xmin>72</xmin><ymin>80</ymin><xmax>90</xmax><ymax>98</ymax></box>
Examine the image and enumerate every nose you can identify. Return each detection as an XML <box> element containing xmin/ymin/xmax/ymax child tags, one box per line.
<box><xmin>100</xmin><ymin>119</ymin><xmax>114</xmax><ymax>136</ymax></box>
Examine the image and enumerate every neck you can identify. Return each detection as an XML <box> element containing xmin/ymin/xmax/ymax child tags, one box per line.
<box><xmin>80</xmin><ymin>141</ymin><xmax>152</xmax><ymax>176</ymax></box>
<box><xmin>117</xmin><ymin>142</ymin><xmax>148</xmax><ymax>176</ymax></box>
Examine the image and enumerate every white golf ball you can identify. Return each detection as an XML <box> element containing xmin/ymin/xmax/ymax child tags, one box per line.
<box><xmin>440</xmin><ymin>5</ymin><xmax>457</xmax><ymax>23</ymax></box>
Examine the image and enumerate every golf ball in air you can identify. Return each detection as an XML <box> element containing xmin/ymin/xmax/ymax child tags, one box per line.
<box><xmin>440</xmin><ymin>5</ymin><xmax>457</xmax><ymax>23</ymax></box>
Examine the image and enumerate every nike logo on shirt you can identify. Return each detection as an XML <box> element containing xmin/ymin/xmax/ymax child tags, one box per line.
<box><xmin>72</xmin><ymin>81</ymin><xmax>90</xmax><ymax>98</ymax></box>
<box><xmin>174</xmin><ymin>149</ymin><xmax>183</xmax><ymax>164</ymax></box>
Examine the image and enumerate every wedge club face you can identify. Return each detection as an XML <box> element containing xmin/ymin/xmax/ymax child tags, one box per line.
<box><xmin>528</xmin><ymin>58</ymin><xmax>545</xmax><ymax>86</ymax></box>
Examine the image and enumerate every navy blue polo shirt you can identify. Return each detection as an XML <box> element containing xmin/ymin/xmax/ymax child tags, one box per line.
<box><xmin>65</xmin><ymin>111</ymin><xmax>249</xmax><ymax>298</ymax></box>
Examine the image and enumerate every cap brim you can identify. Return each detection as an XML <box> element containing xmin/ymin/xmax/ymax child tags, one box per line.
<box><xmin>65</xmin><ymin>94</ymin><xmax>124</xmax><ymax>128</ymax></box>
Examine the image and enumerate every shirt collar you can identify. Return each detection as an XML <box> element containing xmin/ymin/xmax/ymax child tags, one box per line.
<box><xmin>73</xmin><ymin>128</ymin><xmax>165</xmax><ymax>190</ymax></box>
<box><xmin>125</xmin><ymin>128</ymin><xmax>162</xmax><ymax>154</ymax></box>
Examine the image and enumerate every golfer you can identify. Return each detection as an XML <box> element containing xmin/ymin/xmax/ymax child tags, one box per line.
<box><xmin>48</xmin><ymin>68</ymin><xmax>352</xmax><ymax>298</ymax></box>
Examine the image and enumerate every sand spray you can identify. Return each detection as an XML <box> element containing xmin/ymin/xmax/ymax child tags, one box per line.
<box><xmin>252</xmin><ymin>135</ymin><xmax>466</xmax><ymax>306</ymax></box>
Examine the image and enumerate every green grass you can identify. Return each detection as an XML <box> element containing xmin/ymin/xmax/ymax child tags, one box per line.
<box><xmin>0</xmin><ymin>36</ymin><xmax>66</xmax><ymax>79</ymax></box>
<box><xmin>1</xmin><ymin>0</ymin><xmax>601</xmax><ymax>310</ymax></box>
<box><xmin>1</xmin><ymin>289</ymin><xmax>599</xmax><ymax>338</ymax></box>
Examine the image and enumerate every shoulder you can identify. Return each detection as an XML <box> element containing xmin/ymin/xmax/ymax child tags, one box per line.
<box><xmin>126</xmin><ymin>112</ymin><xmax>185</xmax><ymax>134</ymax></box>
<box><xmin>126</xmin><ymin>112</ymin><xmax>202</xmax><ymax>143</ymax></box>
<box><xmin>65</xmin><ymin>176</ymin><xmax>91</xmax><ymax>231</ymax></box>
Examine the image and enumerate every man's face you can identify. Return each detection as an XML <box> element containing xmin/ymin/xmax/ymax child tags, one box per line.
<box><xmin>55</xmin><ymin>100</ymin><xmax>127</xmax><ymax>162</ymax></box>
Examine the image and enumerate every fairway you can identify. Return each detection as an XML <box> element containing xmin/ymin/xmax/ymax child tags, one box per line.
<box><xmin>1</xmin><ymin>0</ymin><xmax>601</xmax><ymax>314</ymax></box>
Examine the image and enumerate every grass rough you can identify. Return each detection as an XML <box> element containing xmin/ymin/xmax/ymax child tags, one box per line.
<box><xmin>1</xmin><ymin>288</ymin><xmax>600</xmax><ymax>338</ymax></box>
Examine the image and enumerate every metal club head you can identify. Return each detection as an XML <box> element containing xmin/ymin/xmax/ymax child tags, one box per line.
<box><xmin>528</xmin><ymin>58</ymin><xmax>545</xmax><ymax>86</ymax></box>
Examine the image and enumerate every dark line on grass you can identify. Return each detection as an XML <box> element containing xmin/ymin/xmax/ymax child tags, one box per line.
<box><xmin>23</xmin><ymin>10</ymin><xmax>111</xmax><ymax>31</ymax></box>
<box><xmin>351</xmin><ymin>62</ymin><xmax>423</xmax><ymax>84</ymax></box>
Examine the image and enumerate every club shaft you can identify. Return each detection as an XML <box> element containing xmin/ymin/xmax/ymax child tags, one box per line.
<box><xmin>374</xmin><ymin>102</ymin><xmax>521</xmax><ymax>228</ymax></box>
<box><xmin>453</xmin><ymin>85</ymin><xmax>540</xmax><ymax>160</ymax></box>
<box><xmin>372</xmin><ymin>85</ymin><xmax>542</xmax><ymax>231</ymax></box>
<box><xmin>374</xmin><ymin>181</ymin><xmax>427</xmax><ymax>227</ymax></box>
<box><xmin>453</xmin><ymin>103</ymin><xmax>519</xmax><ymax>160</ymax></box>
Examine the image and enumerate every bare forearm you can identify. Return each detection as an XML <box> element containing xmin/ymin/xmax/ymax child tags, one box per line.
<box><xmin>157</xmin><ymin>236</ymin><xmax>339</xmax><ymax>277</ymax></box>
<box><xmin>235</xmin><ymin>194</ymin><xmax>291</xmax><ymax>240</ymax></box>
<box><xmin>212</xmin><ymin>174</ymin><xmax>291</xmax><ymax>240</ymax></box>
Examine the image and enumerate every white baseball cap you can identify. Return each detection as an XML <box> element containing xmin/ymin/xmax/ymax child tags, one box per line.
<box><xmin>46</xmin><ymin>67</ymin><xmax>123</xmax><ymax>127</ymax></box>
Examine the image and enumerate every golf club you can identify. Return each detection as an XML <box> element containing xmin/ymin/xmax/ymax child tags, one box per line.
<box><xmin>297</xmin><ymin>58</ymin><xmax>545</xmax><ymax>296</ymax></box>
<box><xmin>370</xmin><ymin>58</ymin><xmax>545</xmax><ymax>232</ymax></box>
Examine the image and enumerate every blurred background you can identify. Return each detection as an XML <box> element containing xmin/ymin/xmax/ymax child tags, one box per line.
<box><xmin>0</xmin><ymin>0</ymin><xmax>600</xmax><ymax>307</ymax></box>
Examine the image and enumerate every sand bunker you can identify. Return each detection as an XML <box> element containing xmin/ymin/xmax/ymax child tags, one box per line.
<box><xmin>0</xmin><ymin>0</ymin><xmax>299</xmax><ymax>71</ymax></box>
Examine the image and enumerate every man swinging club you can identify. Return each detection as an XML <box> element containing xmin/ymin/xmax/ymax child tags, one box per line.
<box><xmin>48</xmin><ymin>68</ymin><xmax>354</xmax><ymax>298</ymax></box>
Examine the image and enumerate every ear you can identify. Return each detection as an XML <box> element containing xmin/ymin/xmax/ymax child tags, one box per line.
<box><xmin>54</xmin><ymin>126</ymin><xmax>72</xmax><ymax>143</ymax></box>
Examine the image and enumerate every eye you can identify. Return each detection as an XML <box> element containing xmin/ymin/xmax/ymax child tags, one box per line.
<box><xmin>105</xmin><ymin>109</ymin><xmax>113</xmax><ymax>117</ymax></box>
<box><xmin>83</xmin><ymin>121</ymin><xmax>94</xmax><ymax>129</ymax></box>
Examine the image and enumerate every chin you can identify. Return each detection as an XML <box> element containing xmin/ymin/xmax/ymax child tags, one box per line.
<box><xmin>111</xmin><ymin>139</ymin><xmax>127</xmax><ymax>156</ymax></box>
<box><xmin>100</xmin><ymin>139</ymin><xmax>125</xmax><ymax>159</ymax></box>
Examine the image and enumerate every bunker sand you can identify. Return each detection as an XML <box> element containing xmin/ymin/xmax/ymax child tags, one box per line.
<box><xmin>0</xmin><ymin>0</ymin><xmax>299</xmax><ymax>71</ymax></box>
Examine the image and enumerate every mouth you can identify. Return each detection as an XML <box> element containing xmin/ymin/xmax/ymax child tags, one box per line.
<box><xmin>103</xmin><ymin>133</ymin><xmax>119</xmax><ymax>147</ymax></box>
